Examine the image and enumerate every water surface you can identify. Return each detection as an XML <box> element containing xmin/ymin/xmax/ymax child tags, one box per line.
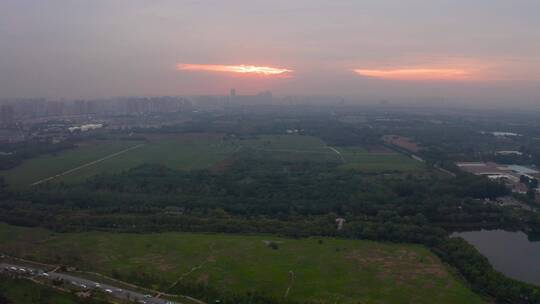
<box><xmin>454</xmin><ymin>230</ymin><xmax>540</xmax><ymax>285</ymax></box>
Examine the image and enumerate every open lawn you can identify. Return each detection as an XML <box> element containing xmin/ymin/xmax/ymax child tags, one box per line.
<box><xmin>1</xmin><ymin>134</ymin><xmax>237</xmax><ymax>187</ymax></box>
<box><xmin>0</xmin><ymin>223</ymin><xmax>482</xmax><ymax>304</ymax></box>
<box><xmin>1</xmin><ymin>134</ymin><xmax>423</xmax><ymax>187</ymax></box>
<box><xmin>238</xmin><ymin>135</ymin><xmax>422</xmax><ymax>172</ymax></box>
<box><xmin>0</xmin><ymin>276</ymin><xmax>108</xmax><ymax>304</ymax></box>
<box><xmin>239</xmin><ymin>135</ymin><xmax>340</xmax><ymax>162</ymax></box>
<box><xmin>241</xmin><ymin>135</ymin><xmax>330</xmax><ymax>152</ymax></box>
<box><xmin>337</xmin><ymin>146</ymin><xmax>424</xmax><ymax>172</ymax></box>
<box><xmin>1</xmin><ymin>140</ymin><xmax>142</xmax><ymax>187</ymax></box>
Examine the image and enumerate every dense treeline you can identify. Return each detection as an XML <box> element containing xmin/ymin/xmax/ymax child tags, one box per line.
<box><xmin>1</xmin><ymin>149</ymin><xmax>540</xmax><ymax>302</ymax></box>
<box><xmin>1</xmin><ymin>158</ymin><xmax>517</xmax><ymax>230</ymax></box>
<box><xmin>373</xmin><ymin>114</ymin><xmax>540</xmax><ymax>168</ymax></box>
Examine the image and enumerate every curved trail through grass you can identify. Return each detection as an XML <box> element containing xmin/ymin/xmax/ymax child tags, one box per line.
<box><xmin>327</xmin><ymin>146</ymin><xmax>345</xmax><ymax>163</ymax></box>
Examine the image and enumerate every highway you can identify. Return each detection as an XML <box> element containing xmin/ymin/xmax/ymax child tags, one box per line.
<box><xmin>1</xmin><ymin>262</ymin><xmax>177</xmax><ymax>304</ymax></box>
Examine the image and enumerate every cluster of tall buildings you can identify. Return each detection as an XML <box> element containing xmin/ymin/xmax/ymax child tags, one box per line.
<box><xmin>228</xmin><ymin>89</ymin><xmax>273</xmax><ymax>105</ymax></box>
<box><xmin>0</xmin><ymin>91</ymin><xmax>347</xmax><ymax>127</ymax></box>
<box><xmin>190</xmin><ymin>90</ymin><xmax>274</xmax><ymax>108</ymax></box>
<box><xmin>0</xmin><ymin>104</ymin><xmax>15</xmax><ymax>126</ymax></box>
<box><xmin>0</xmin><ymin>97</ymin><xmax>193</xmax><ymax>125</ymax></box>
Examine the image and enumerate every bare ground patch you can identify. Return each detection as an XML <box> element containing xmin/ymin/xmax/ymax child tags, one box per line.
<box><xmin>346</xmin><ymin>248</ymin><xmax>448</xmax><ymax>285</ymax></box>
<box><xmin>365</xmin><ymin>145</ymin><xmax>396</xmax><ymax>154</ymax></box>
<box><xmin>196</xmin><ymin>273</ymin><xmax>210</xmax><ymax>286</ymax></box>
<box><xmin>383</xmin><ymin>135</ymin><xmax>420</xmax><ymax>153</ymax></box>
<box><xmin>209</xmin><ymin>156</ymin><xmax>235</xmax><ymax>173</ymax></box>
<box><xmin>131</xmin><ymin>254</ymin><xmax>176</xmax><ymax>272</ymax></box>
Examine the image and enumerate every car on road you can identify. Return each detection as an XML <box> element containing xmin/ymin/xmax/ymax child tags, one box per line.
<box><xmin>105</xmin><ymin>289</ymin><xmax>113</xmax><ymax>293</ymax></box>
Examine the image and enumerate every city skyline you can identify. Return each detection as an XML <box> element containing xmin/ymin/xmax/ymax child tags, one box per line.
<box><xmin>1</xmin><ymin>1</ymin><xmax>539</xmax><ymax>105</ymax></box>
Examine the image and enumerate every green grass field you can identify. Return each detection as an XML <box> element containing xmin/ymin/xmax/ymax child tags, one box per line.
<box><xmin>337</xmin><ymin>147</ymin><xmax>423</xmax><ymax>172</ymax></box>
<box><xmin>242</xmin><ymin>135</ymin><xmax>331</xmax><ymax>152</ymax></box>
<box><xmin>0</xmin><ymin>223</ymin><xmax>482</xmax><ymax>304</ymax></box>
<box><xmin>227</xmin><ymin>135</ymin><xmax>422</xmax><ymax>171</ymax></box>
<box><xmin>239</xmin><ymin>135</ymin><xmax>340</xmax><ymax>162</ymax></box>
<box><xmin>0</xmin><ymin>276</ymin><xmax>108</xmax><ymax>304</ymax></box>
<box><xmin>1</xmin><ymin>134</ymin><xmax>238</xmax><ymax>187</ymax></box>
<box><xmin>0</xmin><ymin>134</ymin><xmax>423</xmax><ymax>187</ymax></box>
<box><xmin>1</xmin><ymin>140</ymin><xmax>142</xmax><ymax>187</ymax></box>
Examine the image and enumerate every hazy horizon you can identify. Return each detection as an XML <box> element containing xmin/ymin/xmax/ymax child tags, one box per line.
<box><xmin>1</xmin><ymin>1</ymin><xmax>539</xmax><ymax>105</ymax></box>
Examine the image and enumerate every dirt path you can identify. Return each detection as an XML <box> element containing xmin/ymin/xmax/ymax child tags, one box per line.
<box><xmin>167</xmin><ymin>243</ymin><xmax>216</xmax><ymax>293</ymax></box>
<box><xmin>30</xmin><ymin>143</ymin><xmax>145</xmax><ymax>186</ymax></box>
<box><xmin>327</xmin><ymin>146</ymin><xmax>345</xmax><ymax>163</ymax></box>
<box><xmin>284</xmin><ymin>270</ymin><xmax>295</xmax><ymax>298</ymax></box>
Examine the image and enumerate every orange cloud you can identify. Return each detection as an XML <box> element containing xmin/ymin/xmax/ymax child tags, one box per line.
<box><xmin>177</xmin><ymin>64</ymin><xmax>293</xmax><ymax>76</ymax></box>
<box><xmin>353</xmin><ymin>68</ymin><xmax>472</xmax><ymax>81</ymax></box>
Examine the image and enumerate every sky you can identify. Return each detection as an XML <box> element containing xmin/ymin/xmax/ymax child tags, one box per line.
<box><xmin>1</xmin><ymin>0</ymin><xmax>539</xmax><ymax>105</ymax></box>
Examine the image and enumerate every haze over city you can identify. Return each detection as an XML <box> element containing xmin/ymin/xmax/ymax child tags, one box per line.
<box><xmin>1</xmin><ymin>0</ymin><xmax>539</xmax><ymax>106</ymax></box>
<box><xmin>4</xmin><ymin>2</ymin><xmax>540</xmax><ymax>304</ymax></box>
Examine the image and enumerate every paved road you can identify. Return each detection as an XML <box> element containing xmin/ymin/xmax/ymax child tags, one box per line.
<box><xmin>1</xmin><ymin>263</ymin><xmax>176</xmax><ymax>304</ymax></box>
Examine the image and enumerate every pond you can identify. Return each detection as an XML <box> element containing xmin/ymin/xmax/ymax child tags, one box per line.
<box><xmin>453</xmin><ymin>230</ymin><xmax>540</xmax><ymax>285</ymax></box>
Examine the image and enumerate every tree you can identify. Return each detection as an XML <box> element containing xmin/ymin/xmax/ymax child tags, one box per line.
<box><xmin>0</xmin><ymin>177</ymin><xmax>7</xmax><ymax>199</ymax></box>
<box><xmin>530</xmin><ymin>178</ymin><xmax>538</xmax><ymax>189</ymax></box>
<box><xmin>0</xmin><ymin>292</ymin><xmax>10</xmax><ymax>304</ymax></box>
<box><xmin>268</xmin><ymin>242</ymin><xmax>279</xmax><ymax>250</ymax></box>
<box><xmin>527</xmin><ymin>189</ymin><xmax>536</xmax><ymax>200</ymax></box>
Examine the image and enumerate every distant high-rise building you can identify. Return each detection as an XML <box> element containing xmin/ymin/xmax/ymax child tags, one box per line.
<box><xmin>86</xmin><ymin>100</ymin><xmax>102</xmax><ymax>115</ymax></box>
<box><xmin>0</xmin><ymin>105</ymin><xmax>15</xmax><ymax>126</ymax></box>
<box><xmin>72</xmin><ymin>100</ymin><xmax>88</xmax><ymax>115</ymax></box>
<box><xmin>228</xmin><ymin>89</ymin><xmax>237</xmax><ymax>107</ymax></box>
<box><xmin>46</xmin><ymin>101</ymin><xmax>65</xmax><ymax>117</ymax></box>
<box><xmin>126</xmin><ymin>99</ymin><xmax>141</xmax><ymax>115</ymax></box>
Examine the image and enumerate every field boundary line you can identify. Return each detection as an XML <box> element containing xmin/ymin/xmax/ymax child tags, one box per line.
<box><xmin>167</xmin><ymin>264</ymin><xmax>204</xmax><ymax>291</ymax></box>
<box><xmin>30</xmin><ymin>143</ymin><xmax>145</xmax><ymax>186</ymax></box>
<box><xmin>250</xmin><ymin>147</ymin><xmax>334</xmax><ymax>154</ymax></box>
<box><xmin>166</xmin><ymin>242</ymin><xmax>216</xmax><ymax>302</ymax></box>
<box><xmin>0</xmin><ymin>252</ymin><xmax>57</xmax><ymax>270</ymax></box>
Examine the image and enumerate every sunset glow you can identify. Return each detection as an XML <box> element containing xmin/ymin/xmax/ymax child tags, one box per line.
<box><xmin>353</xmin><ymin>68</ymin><xmax>472</xmax><ymax>81</ymax></box>
<box><xmin>177</xmin><ymin>64</ymin><xmax>293</xmax><ymax>76</ymax></box>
